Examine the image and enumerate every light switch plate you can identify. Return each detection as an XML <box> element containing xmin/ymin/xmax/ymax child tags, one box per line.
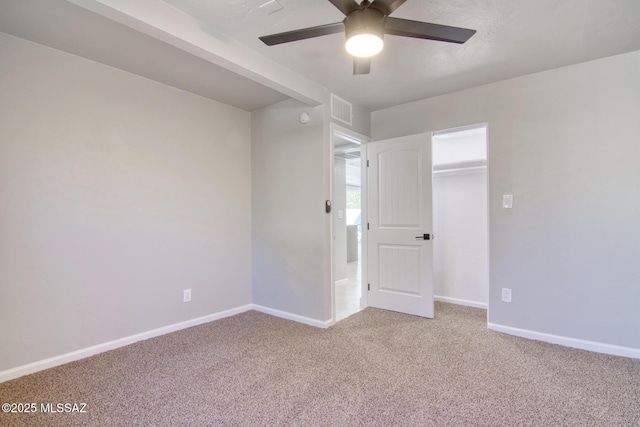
<box><xmin>338</xmin><ymin>210</ymin><xmax>344</xmax><ymax>219</ymax></box>
<box><xmin>503</xmin><ymin>194</ymin><xmax>513</xmax><ymax>209</ymax></box>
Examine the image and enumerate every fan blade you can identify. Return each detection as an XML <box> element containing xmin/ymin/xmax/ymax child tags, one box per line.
<box><xmin>259</xmin><ymin>22</ymin><xmax>344</xmax><ymax>46</ymax></box>
<box><xmin>385</xmin><ymin>17</ymin><xmax>476</xmax><ymax>44</ymax></box>
<box><xmin>353</xmin><ymin>57</ymin><xmax>371</xmax><ymax>75</ymax></box>
<box><xmin>327</xmin><ymin>0</ymin><xmax>361</xmax><ymax>16</ymax></box>
<box><xmin>369</xmin><ymin>0</ymin><xmax>406</xmax><ymax>16</ymax></box>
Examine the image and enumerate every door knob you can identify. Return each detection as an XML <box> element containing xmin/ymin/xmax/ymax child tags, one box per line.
<box><xmin>415</xmin><ymin>234</ymin><xmax>431</xmax><ymax>240</ymax></box>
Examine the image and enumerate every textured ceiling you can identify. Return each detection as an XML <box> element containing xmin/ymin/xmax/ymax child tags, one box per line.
<box><xmin>0</xmin><ymin>0</ymin><xmax>289</xmax><ymax>111</ymax></box>
<box><xmin>2</xmin><ymin>0</ymin><xmax>640</xmax><ymax>112</ymax></box>
<box><xmin>164</xmin><ymin>0</ymin><xmax>640</xmax><ymax>110</ymax></box>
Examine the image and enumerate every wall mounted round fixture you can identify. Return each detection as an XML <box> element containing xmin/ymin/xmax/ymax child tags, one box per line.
<box><xmin>299</xmin><ymin>112</ymin><xmax>310</xmax><ymax>124</ymax></box>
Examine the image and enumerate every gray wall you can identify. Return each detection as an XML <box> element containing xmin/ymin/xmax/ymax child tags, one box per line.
<box><xmin>372</xmin><ymin>50</ymin><xmax>640</xmax><ymax>349</ymax></box>
<box><xmin>331</xmin><ymin>94</ymin><xmax>371</xmax><ymax>138</ymax></box>
<box><xmin>0</xmin><ymin>33</ymin><xmax>252</xmax><ymax>371</ymax></box>
<box><xmin>251</xmin><ymin>99</ymin><xmax>329</xmax><ymax>321</ymax></box>
<box><xmin>349</xmin><ymin>100</ymin><xmax>372</xmax><ymax>138</ymax></box>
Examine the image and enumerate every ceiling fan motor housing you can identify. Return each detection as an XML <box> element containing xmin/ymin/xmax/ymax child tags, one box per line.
<box><xmin>344</xmin><ymin>7</ymin><xmax>386</xmax><ymax>42</ymax></box>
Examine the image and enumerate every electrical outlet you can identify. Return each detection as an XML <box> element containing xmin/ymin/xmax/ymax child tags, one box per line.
<box><xmin>183</xmin><ymin>289</ymin><xmax>191</xmax><ymax>303</ymax></box>
<box><xmin>502</xmin><ymin>288</ymin><xmax>512</xmax><ymax>303</ymax></box>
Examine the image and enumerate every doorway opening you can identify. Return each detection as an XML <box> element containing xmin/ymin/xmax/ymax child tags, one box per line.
<box><xmin>432</xmin><ymin>124</ymin><xmax>489</xmax><ymax>310</ymax></box>
<box><xmin>332</xmin><ymin>126</ymin><xmax>368</xmax><ymax>322</ymax></box>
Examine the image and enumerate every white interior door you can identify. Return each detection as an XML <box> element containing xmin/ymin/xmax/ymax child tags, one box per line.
<box><xmin>367</xmin><ymin>133</ymin><xmax>434</xmax><ymax>318</ymax></box>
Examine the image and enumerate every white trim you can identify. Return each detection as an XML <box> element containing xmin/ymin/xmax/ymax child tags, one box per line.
<box><xmin>359</xmin><ymin>141</ymin><xmax>369</xmax><ymax>311</ymax></box>
<box><xmin>330</xmin><ymin>123</ymin><xmax>370</xmax><ymax>324</ymax></box>
<box><xmin>435</xmin><ymin>295</ymin><xmax>487</xmax><ymax>309</ymax></box>
<box><xmin>0</xmin><ymin>303</ymin><xmax>336</xmax><ymax>384</ymax></box>
<box><xmin>252</xmin><ymin>304</ymin><xmax>334</xmax><ymax>329</ymax></box>
<box><xmin>334</xmin><ymin>129</ymin><xmax>362</xmax><ymax>145</ymax></box>
<box><xmin>432</xmin><ymin>123</ymin><xmax>488</xmax><ymax>138</ymax></box>
<box><xmin>488</xmin><ymin>323</ymin><xmax>640</xmax><ymax>360</ymax></box>
<box><xmin>0</xmin><ymin>304</ymin><xmax>253</xmax><ymax>383</ymax></box>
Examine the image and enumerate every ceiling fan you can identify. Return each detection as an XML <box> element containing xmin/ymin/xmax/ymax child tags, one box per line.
<box><xmin>259</xmin><ymin>0</ymin><xmax>476</xmax><ymax>75</ymax></box>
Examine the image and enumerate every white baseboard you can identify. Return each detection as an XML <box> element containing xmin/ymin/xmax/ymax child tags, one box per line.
<box><xmin>252</xmin><ymin>304</ymin><xmax>333</xmax><ymax>329</ymax></box>
<box><xmin>1</xmin><ymin>304</ymin><xmax>332</xmax><ymax>383</ymax></box>
<box><xmin>488</xmin><ymin>322</ymin><xmax>640</xmax><ymax>360</ymax></box>
<box><xmin>435</xmin><ymin>295</ymin><xmax>487</xmax><ymax>309</ymax></box>
<box><xmin>0</xmin><ymin>304</ymin><xmax>253</xmax><ymax>384</ymax></box>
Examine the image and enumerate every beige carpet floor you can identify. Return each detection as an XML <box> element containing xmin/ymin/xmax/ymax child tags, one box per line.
<box><xmin>1</xmin><ymin>302</ymin><xmax>639</xmax><ymax>426</ymax></box>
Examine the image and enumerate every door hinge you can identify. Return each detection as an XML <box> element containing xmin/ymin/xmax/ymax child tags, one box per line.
<box><xmin>367</xmin><ymin>223</ymin><xmax>370</xmax><ymax>230</ymax></box>
<box><xmin>368</xmin><ymin>283</ymin><xmax>370</xmax><ymax>291</ymax></box>
<box><xmin>366</xmin><ymin>159</ymin><xmax>369</xmax><ymax>167</ymax></box>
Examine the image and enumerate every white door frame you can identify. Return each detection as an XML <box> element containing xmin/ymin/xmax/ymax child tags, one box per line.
<box><xmin>329</xmin><ymin>123</ymin><xmax>370</xmax><ymax>324</ymax></box>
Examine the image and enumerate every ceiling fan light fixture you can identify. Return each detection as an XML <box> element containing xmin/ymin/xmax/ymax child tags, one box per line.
<box><xmin>258</xmin><ymin>0</ymin><xmax>477</xmax><ymax>75</ymax></box>
<box><xmin>345</xmin><ymin>33</ymin><xmax>384</xmax><ymax>57</ymax></box>
<box><xmin>344</xmin><ymin>7</ymin><xmax>385</xmax><ymax>58</ymax></box>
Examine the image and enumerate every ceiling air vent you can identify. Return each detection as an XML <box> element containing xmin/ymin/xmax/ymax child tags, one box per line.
<box><xmin>331</xmin><ymin>94</ymin><xmax>352</xmax><ymax>126</ymax></box>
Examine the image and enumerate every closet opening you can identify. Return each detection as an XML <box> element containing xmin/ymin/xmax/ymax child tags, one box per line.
<box><xmin>432</xmin><ymin>125</ymin><xmax>489</xmax><ymax>309</ymax></box>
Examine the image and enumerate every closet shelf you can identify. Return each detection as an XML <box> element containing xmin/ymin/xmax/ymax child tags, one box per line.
<box><xmin>433</xmin><ymin>159</ymin><xmax>486</xmax><ymax>176</ymax></box>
